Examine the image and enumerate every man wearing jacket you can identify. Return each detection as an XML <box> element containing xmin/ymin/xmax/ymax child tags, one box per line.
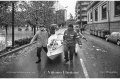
<box><xmin>63</xmin><ymin>24</ymin><xmax>82</xmax><ymax>63</ymax></box>
<box><xmin>30</xmin><ymin>25</ymin><xmax>48</xmax><ymax>63</ymax></box>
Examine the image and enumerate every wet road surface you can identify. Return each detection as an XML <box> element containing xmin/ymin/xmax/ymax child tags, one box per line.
<box><xmin>1</xmin><ymin>29</ymin><xmax>120</xmax><ymax>78</ymax></box>
<box><xmin>0</xmin><ymin>28</ymin><xmax>85</xmax><ymax>78</ymax></box>
<box><xmin>82</xmin><ymin>34</ymin><xmax>120</xmax><ymax>78</ymax></box>
<box><xmin>0</xmin><ymin>44</ymin><xmax>85</xmax><ymax>78</ymax></box>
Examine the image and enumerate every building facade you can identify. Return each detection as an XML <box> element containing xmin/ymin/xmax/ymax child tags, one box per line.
<box><xmin>87</xmin><ymin>1</ymin><xmax>120</xmax><ymax>33</ymax></box>
<box><xmin>75</xmin><ymin>1</ymin><xmax>90</xmax><ymax>28</ymax></box>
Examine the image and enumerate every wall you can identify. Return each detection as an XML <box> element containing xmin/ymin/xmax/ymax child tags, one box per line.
<box><xmin>87</xmin><ymin>1</ymin><xmax>120</xmax><ymax>32</ymax></box>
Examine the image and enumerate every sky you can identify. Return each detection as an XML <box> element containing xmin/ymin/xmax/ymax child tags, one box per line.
<box><xmin>55</xmin><ymin>0</ymin><xmax>77</xmax><ymax>19</ymax></box>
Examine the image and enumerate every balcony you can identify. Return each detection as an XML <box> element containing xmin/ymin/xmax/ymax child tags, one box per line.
<box><xmin>81</xmin><ymin>2</ymin><xmax>89</xmax><ymax>6</ymax></box>
<box><xmin>77</xmin><ymin>14</ymin><xmax>80</xmax><ymax>16</ymax></box>
<box><xmin>76</xmin><ymin>19</ymin><xmax>80</xmax><ymax>22</ymax></box>
<box><xmin>77</xmin><ymin>4</ymin><xmax>80</xmax><ymax>8</ymax></box>
<box><xmin>81</xmin><ymin>8</ymin><xmax>87</xmax><ymax>11</ymax></box>
<box><xmin>81</xmin><ymin>13</ymin><xmax>87</xmax><ymax>16</ymax></box>
<box><xmin>76</xmin><ymin>13</ymin><xmax>87</xmax><ymax>17</ymax></box>
<box><xmin>82</xmin><ymin>18</ymin><xmax>87</xmax><ymax>21</ymax></box>
<box><xmin>77</xmin><ymin>16</ymin><xmax>80</xmax><ymax>19</ymax></box>
<box><xmin>77</xmin><ymin>9</ymin><xmax>80</xmax><ymax>12</ymax></box>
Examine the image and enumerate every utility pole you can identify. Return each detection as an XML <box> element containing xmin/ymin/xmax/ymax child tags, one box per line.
<box><xmin>12</xmin><ymin>2</ymin><xmax>15</xmax><ymax>47</ymax></box>
<box><xmin>108</xmin><ymin>1</ymin><xmax>110</xmax><ymax>33</ymax></box>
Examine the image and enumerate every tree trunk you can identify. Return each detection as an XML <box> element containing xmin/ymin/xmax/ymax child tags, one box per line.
<box><xmin>12</xmin><ymin>2</ymin><xmax>15</xmax><ymax>47</ymax></box>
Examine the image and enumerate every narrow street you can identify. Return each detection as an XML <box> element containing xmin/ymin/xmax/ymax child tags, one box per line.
<box><xmin>0</xmin><ymin>28</ymin><xmax>120</xmax><ymax>78</ymax></box>
<box><xmin>0</xmin><ymin>28</ymin><xmax>85</xmax><ymax>78</ymax></box>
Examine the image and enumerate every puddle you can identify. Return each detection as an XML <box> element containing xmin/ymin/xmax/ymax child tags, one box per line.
<box><xmin>96</xmin><ymin>49</ymin><xmax>101</xmax><ymax>51</ymax></box>
<box><xmin>92</xmin><ymin>45</ymin><xmax>107</xmax><ymax>53</ymax></box>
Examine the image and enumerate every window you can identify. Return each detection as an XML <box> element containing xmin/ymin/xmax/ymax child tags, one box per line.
<box><xmin>88</xmin><ymin>14</ymin><xmax>89</xmax><ymax>22</ymax></box>
<box><xmin>78</xmin><ymin>16</ymin><xmax>80</xmax><ymax>19</ymax></box>
<box><xmin>95</xmin><ymin>8</ymin><xmax>98</xmax><ymax>21</ymax></box>
<box><xmin>78</xmin><ymin>11</ymin><xmax>80</xmax><ymax>14</ymax></box>
<box><xmin>90</xmin><ymin>12</ymin><xmax>93</xmax><ymax>21</ymax></box>
<box><xmin>114</xmin><ymin>1</ymin><xmax>120</xmax><ymax>16</ymax></box>
<box><xmin>102</xmin><ymin>4</ymin><xmax>107</xmax><ymax>19</ymax></box>
<box><xmin>78</xmin><ymin>6</ymin><xmax>81</xmax><ymax>9</ymax></box>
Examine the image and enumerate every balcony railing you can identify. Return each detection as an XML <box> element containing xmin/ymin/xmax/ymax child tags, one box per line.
<box><xmin>81</xmin><ymin>2</ymin><xmax>89</xmax><ymax>5</ymax></box>
<box><xmin>81</xmin><ymin>8</ymin><xmax>87</xmax><ymax>11</ymax></box>
<box><xmin>81</xmin><ymin>13</ymin><xmax>87</xmax><ymax>16</ymax></box>
<box><xmin>82</xmin><ymin>18</ymin><xmax>87</xmax><ymax>21</ymax></box>
<box><xmin>77</xmin><ymin>14</ymin><xmax>80</xmax><ymax>16</ymax></box>
<box><xmin>77</xmin><ymin>4</ymin><xmax>80</xmax><ymax>8</ymax></box>
<box><xmin>76</xmin><ymin>19</ymin><xmax>80</xmax><ymax>22</ymax></box>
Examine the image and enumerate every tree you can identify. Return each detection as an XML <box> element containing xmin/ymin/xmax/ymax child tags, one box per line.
<box><xmin>0</xmin><ymin>1</ymin><xmax>56</xmax><ymax>33</ymax></box>
<box><xmin>69</xmin><ymin>13</ymin><xmax>73</xmax><ymax>20</ymax></box>
<box><xmin>0</xmin><ymin>1</ymin><xmax>11</xmax><ymax>26</ymax></box>
<box><xmin>16</xmin><ymin>1</ymin><xmax>56</xmax><ymax>33</ymax></box>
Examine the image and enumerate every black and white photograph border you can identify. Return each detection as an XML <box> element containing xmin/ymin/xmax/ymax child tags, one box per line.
<box><xmin>0</xmin><ymin>0</ymin><xmax>120</xmax><ymax>78</ymax></box>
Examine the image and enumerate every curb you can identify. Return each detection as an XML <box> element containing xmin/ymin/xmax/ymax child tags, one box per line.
<box><xmin>0</xmin><ymin>42</ymin><xmax>36</xmax><ymax>58</ymax></box>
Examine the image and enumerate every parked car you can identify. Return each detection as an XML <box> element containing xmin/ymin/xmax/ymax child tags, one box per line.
<box><xmin>105</xmin><ymin>32</ymin><xmax>120</xmax><ymax>46</ymax></box>
<box><xmin>101</xmin><ymin>30</ymin><xmax>110</xmax><ymax>38</ymax></box>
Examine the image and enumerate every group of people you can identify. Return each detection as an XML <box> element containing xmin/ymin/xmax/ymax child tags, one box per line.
<box><xmin>30</xmin><ymin>24</ymin><xmax>86</xmax><ymax>64</ymax></box>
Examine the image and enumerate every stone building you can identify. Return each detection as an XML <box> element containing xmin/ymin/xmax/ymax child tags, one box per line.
<box><xmin>87</xmin><ymin>1</ymin><xmax>120</xmax><ymax>33</ymax></box>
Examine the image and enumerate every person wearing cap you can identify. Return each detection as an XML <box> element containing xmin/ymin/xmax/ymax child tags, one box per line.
<box><xmin>63</xmin><ymin>24</ymin><xmax>82</xmax><ymax>64</ymax></box>
<box><xmin>30</xmin><ymin>25</ymin><xmax>48</xmax><ymax>63</ymax></box>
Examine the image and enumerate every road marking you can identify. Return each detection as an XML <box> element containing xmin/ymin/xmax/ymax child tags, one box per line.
<box><xmin>80</xmin><ymin>58</ymin><xmax>89</xmax><ymax>78</ymax></box>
